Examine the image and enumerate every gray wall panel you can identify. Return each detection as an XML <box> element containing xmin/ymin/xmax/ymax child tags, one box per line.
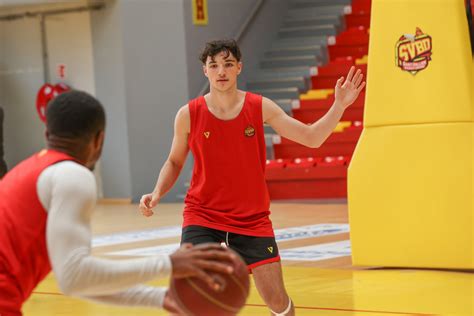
<box><xmin>91</xmin><ymin>0</ymin><xmax>132</xmax><ymax>198</ymax></box>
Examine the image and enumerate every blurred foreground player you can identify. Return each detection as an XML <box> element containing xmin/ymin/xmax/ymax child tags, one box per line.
<box><xmin>0</xmin><ymin>91</ymin><xmax>235</xmax><ymax>316</ymax></box>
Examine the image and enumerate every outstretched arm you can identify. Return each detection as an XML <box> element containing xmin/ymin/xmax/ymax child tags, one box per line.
<box><xmin>264</xmin><ymin>66</ymin><xmax>365</xmax><ymax>148</ymax></box>
<box><xmin>42</xmin><ymin>162</ymin><xmax>172</xmax><ymax>298</ymax></box>
<box><xmin>140</xmin><ymin>105</ymin><xmax>190</xmax><ymax>216</ymax></box>
<box><xmin>40</xmin><ymin>162</ymin><xmax>235</xmax><ymax>307</ymax></box>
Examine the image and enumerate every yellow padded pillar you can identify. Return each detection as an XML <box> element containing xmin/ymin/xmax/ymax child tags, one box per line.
<box><xmin>349</xmin><ymin>124</ymin><xmax>473</xmax><ymax>269</ymax></box>
<box><xmin>472</xmin><ymin>60</ymin><xmax>474</xmax><ymax>267</ymax></box>
<box><xmin>364</xmin><ymin>0</ymin><xmax>472</xmax><ymax>127</ymax></box>
<box><xmin>348</xmin><ymin>0</ymin><xmax>474</xmax><ymax>269</ymax></box>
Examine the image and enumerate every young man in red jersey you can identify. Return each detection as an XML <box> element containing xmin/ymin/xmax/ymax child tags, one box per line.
<box><xmin>140</xmin><ymin>39</ymin><xmax>365</xmax><ymax>315</ymax></box>
<box><xmin>0</xmin><ymin>91</ymin><xmax>235</xmax><ymax>316</ymax></box>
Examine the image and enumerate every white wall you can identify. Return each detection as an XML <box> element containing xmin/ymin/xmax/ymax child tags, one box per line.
<box><xmin>0</xmin><ymin>2</ymin><xmax>102</xmax><ymax>194</ymax></box>
<box><xmin>46</xmin><ymin>11</ymin><xmax>95</xmax><ymax>93</ymax></box>
<box><xmin>0</xmin><ymin>16</ymin><xmax>45</xmax><ymax>165</ymax></box>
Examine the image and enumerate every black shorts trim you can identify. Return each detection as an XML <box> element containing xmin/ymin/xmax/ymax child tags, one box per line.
<box><xmin>181</xmin><ymin>225</ymin><xmax>280</xmax><ymax>267</ymax></box>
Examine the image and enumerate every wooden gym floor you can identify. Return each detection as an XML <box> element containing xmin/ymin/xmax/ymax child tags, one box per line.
<box><xmin>25</xmin><ymin>202</ymin><xmax>473</xmax><ymax>316</ymax></box>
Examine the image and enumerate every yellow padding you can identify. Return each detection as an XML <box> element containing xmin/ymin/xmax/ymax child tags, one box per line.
<box><xmin>364</xmin><ymin>0</ymin><xmax>472</xmax><ymax>127</ymax></box>
<box><xmin>472</xmin><ymin>60</ymin><xmax>474</xmax><ymax>258</ymax></box>
<box><xmin>352</xmin><ymin>269</ymin><xmax>474</xmax><ymax>315</ymax></box>
<box><xmin>348</xmin><ymin>123</ymin><xmax>473</xmax><ymax>269</ymax></box>
<box><xmin>299</xmin><ymin>89</ymin><xmax>334</xmax><ymax>100</ymax></box>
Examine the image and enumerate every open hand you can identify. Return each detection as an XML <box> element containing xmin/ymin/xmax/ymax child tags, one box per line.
<box><xmin>334</xmin><ymin>66</ymin><xmax>366</xmax><ymax>110</ymax></box>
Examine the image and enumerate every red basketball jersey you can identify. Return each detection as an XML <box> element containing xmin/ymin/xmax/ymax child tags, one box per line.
<box><xmin>184</xmin><ymin>92</ymin><xmax>274</xmax><ymax>237</ymax></box>
<box><xmin>0</xmin><ymin>149</ymin><xmax>74</xmax><ymax>311</ymax></box>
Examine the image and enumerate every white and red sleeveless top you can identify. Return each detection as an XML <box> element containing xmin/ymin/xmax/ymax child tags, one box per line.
<box><xmin>0</xmin><ymin>149</ymin><xmax>74</xmax><ymax>305</ymax></box>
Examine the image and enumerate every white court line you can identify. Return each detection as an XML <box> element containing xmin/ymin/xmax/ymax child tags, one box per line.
<box><xmin>105</xmin><ymin>230</ymin><xmax>351</xmax><ymax>260</ymax></box>
<box><xmin>93</xmin><ymin>223</ymin><xmax>349</xmax><ymax>248</ymax></box>
<box><xmin>275</xmin><ymin>224</ymin><xmax>349</xmax><ymax>242</ymax></box>
<box><xmin>106</xmin><ymin>240</ymin><xmax>352</xmax><ymax>262</ymax></box>
<box><xmin>280</xmin><ymin>241</ymin><xmax>351</xmax><ymax>262</ymax></box>
<box><xmin>107</xmin><ymin>243</ymin><xmax>181</xmax><ymax>257</ymax></box>
<box><xmin>92</xmin><ymin>226</ymin><xmax>182</xmax><ymax>247</ymax></box>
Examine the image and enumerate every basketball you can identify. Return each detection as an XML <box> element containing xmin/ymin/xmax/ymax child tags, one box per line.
<box><xmin>169</xmin><ymin>247</ymin><xmax>250</xmax><ymax>316</ymax></box>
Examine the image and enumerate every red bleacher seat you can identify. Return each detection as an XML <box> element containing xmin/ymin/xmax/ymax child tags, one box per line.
<box><xmin>294</xmin><ymin>92</ymin><xmax>365</xmax><ymax>122</ymax></box>
<box><xmin>311</xmin><ymin>64</ymin><xmax>367</xmax><ymax>89</ymax></box>
<box><xmin>266</xmin><ymin>179</ymin><xmax>348</xmax><ymax>199</ymax></box>
<box><xmin>315</xmin><ymin>58</ymin><xmax>354</xmax><ymax>76</ymax></box>
<box><xmin>345</xmin><ymin>121</ymin><xmax>363</xmax><ymax>131</ymax></box>
<box><xmin>328</xmin><ymin>45</ymin><xmax>368</xmax><ymax>61</ymax></box>
<box><xmin>273</xmin><ymin>128</ymin><xmax>362</xmax><ymax>159</ymax></box>
<box><xmin>265</xmin><ymin>156</ymin><xmax>350</xmax><ymax>199</ymax></box>
<box><xmin>293</xmin><ymin>104</ymin><xmax>363</xmax><ymax>122</ymax></box>
<box><xmin>345</xmin><ymin>13</ymin><xmax>370</xmax><ymax>28</ymax></box>
<box><xmin>328</xmin><ymin>27</ymin><xmax>369</xmax><ymax>46</ymax></box>
<box><xmin>266</xmin><ymin>158</ymin><xmax>288</xmax><ymax>169</ymax></box>
<box><xmin>287</xmin><ymin>157</ymin><xmax>317</xmax><ymax>168</ymax></box>
<box><xmin>318</xmin><ymin>156</ymin><xmax>347</xmax><ymax>167</ymax></box>
<box><xmin>351</xmin><ymin>0</ymin><xmax>371</xmax><ymax>14</ymax></box>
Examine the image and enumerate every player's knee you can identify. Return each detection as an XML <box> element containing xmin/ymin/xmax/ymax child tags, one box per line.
<box><xmin>266</xmin><ymin>293</ymin><xmax>291</xmax><ymax>314</ymax></box>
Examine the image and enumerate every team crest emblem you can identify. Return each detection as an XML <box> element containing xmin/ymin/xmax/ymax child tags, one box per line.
<box><xmin>244</xmin><ymin>125</ymin><xmax>255</xmax><ymax>137</ymax></box>
<box><xmin>267</xmin><ymin>247</ymin><xmax>274</xmax><ymax>254</ymax></box>
<box><xmin>396</xmin><ymin>27</ymin><xmax>432</xmax><ymax>75</ymax></box>
<box><xmin>204</xmin><ymin>131</ymin><xmax>210</xmax><ymax>139</ymax></box>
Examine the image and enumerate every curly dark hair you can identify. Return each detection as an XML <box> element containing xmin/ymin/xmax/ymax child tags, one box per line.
<box><xmin>199</xmin><ymin>39</ymin><xmax>242</xmax><ymax>64</ymax></box>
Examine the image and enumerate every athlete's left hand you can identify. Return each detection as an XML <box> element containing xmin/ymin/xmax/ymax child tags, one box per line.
<box><xmin>334</xmin><ymin>66</ymin><xmax>366</xmax><ymax>111</ymax></box>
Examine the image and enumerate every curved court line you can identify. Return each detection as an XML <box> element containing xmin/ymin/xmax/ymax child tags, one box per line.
<box><xmin>31</xmin><ymin>291</ymin><xmax>62</xmax><ymax>296</ymax></box>
<box><xmin>245</xmin><ymin>303</ymin><xmax>438</xmax><ymax>315</ymax></box>
<box><xmin>31</xmin><ymin>291</ymin><xmax>438</xmax><ymax>315</ymax></box>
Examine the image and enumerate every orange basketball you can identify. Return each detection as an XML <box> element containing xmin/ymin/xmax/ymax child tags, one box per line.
<box><xmin>169</xmin><ymin>248</ymin><xmax>250</xmax><ymax>316</ymax></box>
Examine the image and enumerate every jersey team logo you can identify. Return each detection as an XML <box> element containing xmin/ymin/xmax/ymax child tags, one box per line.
<box><xmin>395</xmin><ymin>27</ymin><xmax>432</xmax><ymax>75</ymax></box>
<box><xmin>203</xmin><ymin>131</ymin><xmax>210</xmax><ymax>139</ymax></box>
<box><xmin>267</xmin><ymin>246</ymin><xmax>274</xmax><ymax>254</ymax></box>
<box><xmin>244</xmin><ymin>125</ymin><xmax>255</xmax><ymax>137</ymax></box>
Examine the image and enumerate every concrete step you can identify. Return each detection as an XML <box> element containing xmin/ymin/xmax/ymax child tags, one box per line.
<box><xmin>265</xmin><ymin>134</ymin><xmax>275</xmax><ymax>159</ymax></box>
<box><xmin>278</xmin><ymin>25</ymin><xmax>337</xmax><ymax>38</ymax></box>
<box><xmin>264</xmin><ymin>124</ymin><xmax>276</xmax><ymax>134</ymax></box>
<box><xmin>272</xmin><ymin>36</ymin><xmax>328</xmax><ymax>48</ymax></box>
<box><xmin>260</xmin><ymin>55</ymin><xmax>319</xmax><ymax>68</ymax></box>
<box><xmin>286</xmin><ymin>5</ymin><xmax>346</xmax><ymax>18</ymax></box>
<box><xmin>247</xmin><ymin>76</ymin><xmax>309</xmax><ymax>91</ymax></box>
<box><xmin>283</xmin><ymin>15</ymin><xmax>342</xmax><ymax>28</ymax></box>
<box><xmin>254</xmin><ymin>66</ymin><xmax>317</xmax><ymax>79</ymax></box>
<box><xmin>251</xmin><ymin>87</ymin><xmax>300</xmax><ymax>100</ymax></box>
<box><xmin>265</xmin><ymin>44</ymin><xmax>324</xmax><ymax>58</ymax></box>
<box><xmin>274</xmin><ymin>98</ymin><xmax>298</xmax><ymax>114</ymax></box>
<box><xmin>289</xmin><ymin>0</ymin><xmax>351</xmax><ymax>9</ymax></box>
